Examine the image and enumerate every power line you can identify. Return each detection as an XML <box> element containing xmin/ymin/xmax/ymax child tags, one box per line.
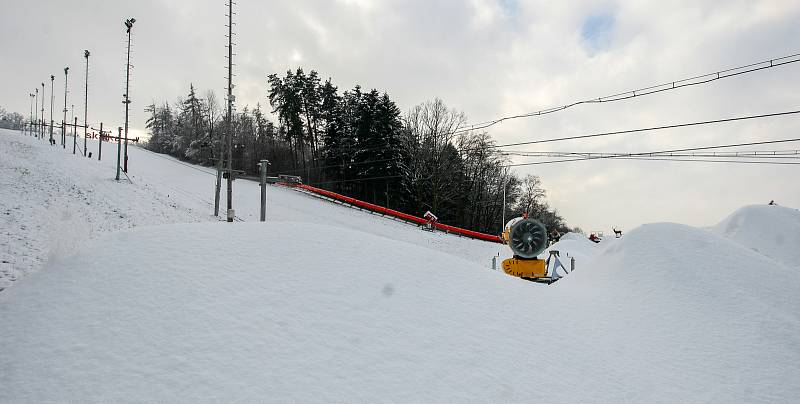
<box><xmin>292</xmin><ymin>109</ymin><xmax>800</xmax><ymax>182</ymax></box>
<box><xmin>506</xmin><ymin>137</ymin><xmax>800</xmax><ymax>167</ymax></box>
<box><xmin>309</xmin><ymin>136</ymin><xmax>800</xmax><ymax>186</ymax></box>
<box><xmin>598</xmin><ymin>157</ymin><xmax>800</xmax><ymax>165</ymax></box>
<box><xmin>450</xmin><ymin>52</ymin><xmax>800</xmax><ymax>136</ymax></box>
<box><xmin>489</xmin><ymin>109</ymin><xmax>800</xmax><ymax>150</ymax></box>
<box><xmin>293</xmin><ymin>53</ymin><xmax>800</xmax><ymax>158</ymax></box>
<box><xmin>502</xmin><ymin>150</ymin><xmax>800</xmax><ymax>159</ymax></box>
<box><xmin>294</xmin><ymin>107</ymin><xmax>800</xmax><ymax>177</ymax></box>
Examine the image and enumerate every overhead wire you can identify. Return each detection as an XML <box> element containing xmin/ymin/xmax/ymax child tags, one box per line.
<box><xmin>506</xmin><ymin>137</ymin><xmax>800</xmax><ymax>167</ymax></box>
<box><xmin>291</xmin><ymin>52</ymin><xmax>800</xmax><ymax>158</ymax></box>
<box><xmin>486</xmin><ymin>109</ymin><xmax>800</xmax><ymax>150</ymax></box>
<box><xmin>449</xmin><ymin>52</ymin><xmax>800</xmax><ymax>136</ymax></box>
<box><xmin>501</xmin><ymin>150</ymin><xmax>800</xmax><ymax>159</ymax></box>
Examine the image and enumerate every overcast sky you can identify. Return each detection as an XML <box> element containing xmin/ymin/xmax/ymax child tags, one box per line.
<box><xmin>2</xmin><ymin>0</ymin><xmax>799</xmax><ymax>232</ymax></box>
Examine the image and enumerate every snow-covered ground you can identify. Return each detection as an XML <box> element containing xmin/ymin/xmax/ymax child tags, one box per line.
<box><xmin>0</xmin><ymin>130</ymin><xmax>506</xmax><ymax>290</ymax></box>
<box><xmin>2</xmin><ymin>129</ymin><xmax>799</xmax><ymax>403</ymax></box>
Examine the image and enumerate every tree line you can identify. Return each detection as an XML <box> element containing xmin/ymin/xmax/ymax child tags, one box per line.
<box><xmin>144</xmin><ymin>68</ymin><xmax>574</xmax><ymax>235</ymax></box>
<box><xmin>0</xmin><ymin>106</ymin><xmax>25</xmax><ymax>130</ymax></box>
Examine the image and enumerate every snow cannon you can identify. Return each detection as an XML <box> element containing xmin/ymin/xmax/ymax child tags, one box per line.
<box><xmin>501</xmin><ymin>217</ymin><xmax>555</xmax><ymax>283</ymax></box>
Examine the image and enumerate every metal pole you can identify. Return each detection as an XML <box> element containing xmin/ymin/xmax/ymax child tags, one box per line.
<box><xmin>259</xmin><ymin>160</ymin><xmax>268</xmax><ymax>222</ymax></box>
<box><xmin>84</xmin><ymin>50</ymin><xmax>90</xmax><ymax>157</ymax></box>
<box><xmin>502</xmin><ymin>179</ymin><xmax>506</xmax><ymax>229</ymax></box>
<box><xmin>62</xmin><ymin>67</ymin><xmax>69</xmax><ymax>148</ymax></box>
<box><xmin>31</xmin><ymin>88</ymin><xmax>36</xmax><ymax>137</ymax></box>
<box><xmin>29</xmin><ymin>93</ymin><xmax>34</xmax><ymax>136</ymax></box>
<box><xmin>123</xmin><ymin>18</ymin><xmax>135</xmax><ymax>173</ymax></box>
<box><xmin>49</xmin><ymin>75</ymin><xmax>55</xmax><ymax>145</ymax></box>
<box><xmin>73</xmin><ymin>116</ymin><xmax>77</xmax><ymax>154</ymax></box>
<box><xmin>214</xmin><ymin>165</ymin><xmax>221</xmax><ymax>217</ymax></box>
<box><xmin>225</xmin><ymin>1</ymin><xmax>234</xmax><ymax>222</ymax></box>
<box><xmin>40</xmin><ymin>82</ymin><xmax>45</xmax><ymax>139</ymax></box>
<box><xmin>72</xmin><ymin>105</ymin><xmax>76</xmax><ymax>154</ymax></box>
<box><xmin>98</xmin><ymin>122</ymin><xmax>103</xmax><ymax>161</ymax></box>
<box><xmin>116</xmin><ymin>127</ymin><xmax>122</xmax><ymax>181</ymax></box>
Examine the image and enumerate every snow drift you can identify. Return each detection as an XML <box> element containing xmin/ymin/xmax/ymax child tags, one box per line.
<box><xmin>712</xmin><ymin>204</ymin><xmax>800</xmax><ymax>268</ymax></box>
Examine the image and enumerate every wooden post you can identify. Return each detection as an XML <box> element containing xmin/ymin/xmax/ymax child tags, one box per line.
<box><xmin>98</xmin><ymin>122</ymin><xmax>103</xmax><ymax>161</ymax></box>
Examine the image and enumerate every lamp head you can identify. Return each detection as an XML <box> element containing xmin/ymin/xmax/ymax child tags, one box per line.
<box><xmin>64</xmin><ymin>67</ymin><xmax>69</xmax><ymax>74</ymax></box>
<box><xmin>125</xmin><ymin>18</ymin><xmax>136</xmax><ymax>32</ymax></box>
<box><xmin>84</xmin><ymin>50</ymin><xmax>90</xmax><ymax>58</ymax></box>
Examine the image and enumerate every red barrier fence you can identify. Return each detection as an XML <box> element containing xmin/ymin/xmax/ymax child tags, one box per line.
<box><xmin>292</xmin><ymin>184</ymin><xmax>503</xmax><ymax>244</ymax></box>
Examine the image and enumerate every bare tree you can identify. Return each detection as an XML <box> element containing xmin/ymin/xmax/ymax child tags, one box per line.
<box><xmin>401</xmin><ymin>98</ymin><xmax>467</xmax><ymax>218</ymax></box>
<box><xmin>515</xmin><ymin>174</ymin><xmax>547</xmax><ymax>216</ymax></box>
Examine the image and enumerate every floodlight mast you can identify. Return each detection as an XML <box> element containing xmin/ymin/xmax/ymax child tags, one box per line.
<box><xmin>225</xmin><ymin>1</ymin><xmax>235</xmax><ymax>222</ymax></box>
<box><xmin>31</xmin><ymin>88</ymin><xmax>36</xmax><ymax>137</ymax></box>
<box><xmin>41</xmin><ymin>82</ymin><xmax>45</xmax><ymax>138</ymax></box>
<box><xmin>84</xmin><ymin>50</ymin><xmax>90</xmax><ymax>156</ymax></box>
<box><xmin>123</xmin><ymin>18</ymin><xmax>135</xmax><ymax>172</ymax></box>
<box><xmin>49</xmin><ymin>75</ymin><xmax>55</xmax><ymax>144</ymax></box>
<box><xmin>62</xmin><ymin>67</ymin><xmax>69</xmax><ymax>149</ymax></box>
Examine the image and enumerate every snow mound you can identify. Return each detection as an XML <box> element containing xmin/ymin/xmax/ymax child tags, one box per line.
<box><xmin>712</xmin><ymin>204</ymin><xmax>800</xmax><ymax>268</ymax></box>
<box><xmin>543</xmin><ymin>232</ymin><xmax>602</xmax><ymax>268</ymax></box>
<box><xmin>2</xmin><ymin>221</ymin><xmax>800</xmax><ymax>402</ymax></box>
<box><xmin>559</xmin><ymin>231</ymin><xmax>590</xmax><ymax>242</ymax></box>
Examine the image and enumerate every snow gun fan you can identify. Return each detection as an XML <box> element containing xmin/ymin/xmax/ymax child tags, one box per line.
<box><xmin>501</xmin><ymin>218</ymin><xmax>557</xmax><ymax>284</ymax></box>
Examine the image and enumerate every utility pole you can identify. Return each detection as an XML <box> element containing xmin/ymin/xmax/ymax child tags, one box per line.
<box><xmin>33</xmin><ymin>89</ymin><xmax>38</xmax><ymax>136</ymax></box>
<box><xmin>259</xmin><ymin>160</ymin><xmax>269</xmax><ymax>221</ymax></box>
<box><xmin>49</xmin><ymin>75</ymin><xmax>55</xmax><ymax>145</ymax></box>
<box><xmin>72</xmin><ymin>104</ymin><xmax>76</xmax><ymax>154</ymax></box>
<box><xmin>30</xmin><ymin>88</ymin><xmax>39</xmax><ymax>137</ymax></box>
<box><xmin>98</xmin><ymin>122</ymin><xmax>103</xmax><ymax>161</ymax></box>
<box><xmin>225</xmin><ymin>0</ymin><xmax>236</xmax><ymax>222</ymax></box>
<box><xmin>84</xmin><ymin>50</ymin><xmax>90</xmax><ymax>157</ymax></box>
<box><xmin>62</xmin><ymin>67</ymin><xmax>69</xmax><ymax>149</ymax></box>
<box><xmin>123</xmin><ymin>18</ymin><xmax>135</xmax><ymax>173</ymax></box>
<box><xmin>73</xmin><ymin>116</ymin><xmax>78</xmax><ymax>154</ymax></box>
<box><xmin>40</xmin><ymin>82</ymin><xmax>45</xmax><ymax>139</ymax></box>
<box><xmin>116</xmin><ymin>127</ymin><xmax>122</xmax><ymax>181</ymax></box>
<box><xmin>502</xmin><ymin>179</ymin><xmax>506</xmax><ymax>229</ymax></box>
<box><xmin>28</xmin><ymin>93</ymin><xmax>34</xmax><ymax>136</ymax></box>
<box><xmin>214</xmin><ymin>160</ymin><xmax>222</xmax><ymax>216</ymax></box>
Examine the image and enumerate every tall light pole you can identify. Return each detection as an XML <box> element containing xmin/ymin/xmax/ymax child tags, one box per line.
<box><xmin>40</xmin><ymin>82</ymin><xmax>45</xmax><ymax>139</ymax></box>
<box><xmin>123</xmin><ymin>18</ymin><xmax>135</xmax><ymax>173</ymax></box>
<box><xmin>49</xmin><ymin>75</ymin><xmax>55</xmax><ymax>144</ymax></box>
<box><xmin>62</xmin><ymin>67</ymin><xmax>69</xmax><ymax>149</ymax></box>
<box><xmin>29</xmin><ymin>93</ymin><xmax>34</xmax><ymax>135</ymax></box>
<box><xmin>83</xmin><ymin>50</ymin><xmax>90</xmax><ymax>157</ymax></box>
<box><xmin>225</xmin><ymin>1</ymin><xmax>235</xmax><ymax>222</ymax></box>
<box><xmin>31</xmin><ymin>88</ymin><xmax>37</xmax><ymax>136</ymax></box>
<box><xmin>39</xmin><ymin>83</ymin><xmax>44</xmax><ymax>140</ymax></box>
<box><xmin>71</xmin><ymin>104</ymin><xmax>76</xmax><ymax>154</ymax></box>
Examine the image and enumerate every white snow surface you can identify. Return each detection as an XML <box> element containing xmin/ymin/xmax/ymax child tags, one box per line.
<box><xmin>712</xmin><ymin>204</ymin><xmax>800</xmax><ymax>269</ymax></box>
<box><xmin>2</xmin><ymin>130</ymin><xmax>800</xmax><ymax>403</ymax></box>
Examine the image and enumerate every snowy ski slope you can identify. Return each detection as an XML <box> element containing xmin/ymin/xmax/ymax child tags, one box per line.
<box><xmin>1</xmin><ymin>129</ymin><xmax>799</xmax><ymax>403</ymax></box>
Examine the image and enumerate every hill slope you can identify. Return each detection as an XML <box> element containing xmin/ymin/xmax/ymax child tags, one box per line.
<box><xmin>2</xmin><ymin>130</ymin><xmax>799</xmax><ymax>402</ymax></box>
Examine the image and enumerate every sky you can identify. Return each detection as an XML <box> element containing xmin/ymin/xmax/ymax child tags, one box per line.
<box><xmin>1</xmin><ymin>0</ymin><xmax>799</xmax><ymax>233</ymax></box>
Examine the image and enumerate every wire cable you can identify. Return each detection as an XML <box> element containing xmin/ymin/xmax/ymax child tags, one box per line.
<box><xmin>450</xmin><ymin>52</ymin><xmax>800</xmax><ymax>136</ymax></box>
<box><xmin>489</xmin><ymin>109</ymin><xmax>800</xmax><ymax>150</ymax></box>
<box><xmin>506</xmin><ymin>137</ymin><xmax>800</xmax><ymax>167</ymax></box>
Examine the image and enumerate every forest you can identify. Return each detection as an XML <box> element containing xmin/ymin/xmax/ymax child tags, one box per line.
<box><xmin>0</xmin><ymin>106</ymin><xmax>25</xmax><ymax>130</ymax></box>
<box><xmin>144</xmin><ymin>68</ymin><xmax>574</xmax><ymax>235</ymax></box>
